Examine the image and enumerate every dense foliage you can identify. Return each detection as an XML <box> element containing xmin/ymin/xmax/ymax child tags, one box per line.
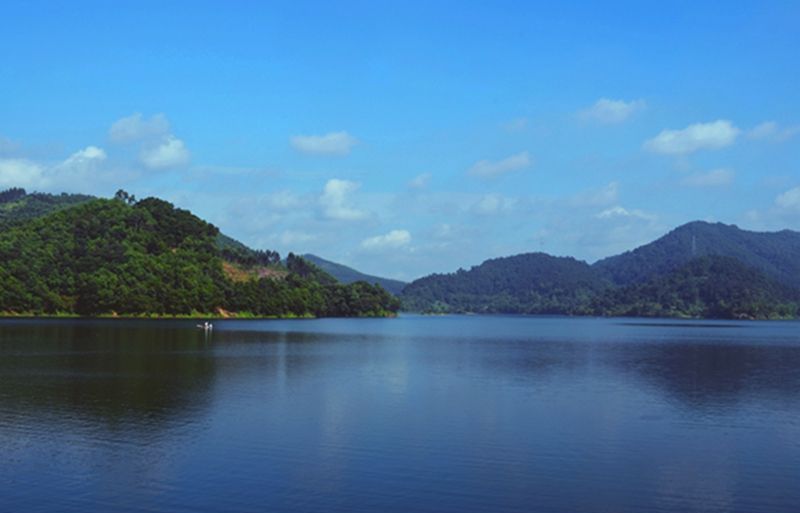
<box><xmin>402</xmin><ymin>245</ymin><xmax>800</xmax><ymax>319</ymax></box>
<box><xmin>5</xmin><ymin>190</ymin><xmax>797</xmax><ymax>320</ymax></box>
<box><xmin>217</xmin><ymin>233</ymin><xmax>281</xmax><ymax>267</ymax></box>
<box><xmin>0</xmin><ymin>188</ymin><xmax>95</xmax><ymax>228</ymax></box>
<box><xmin>594</xmin><ymin>221</ymin><xmax>800</xmax><ymax>288</ymax></box>
<box><xmin>592</xmin><ymin>256</ymin><xmax>800</xmax><ymax>319</ymax></box>
<box><xmin>0</xmin><ymin>196</ymin><xmax>399</xmax><ymax>317</ymax></box>
<box><xmin>302</xmin><ymin>254</ymin><xmax>407</xmax><ymax>295</ymax></box>
<box><xmin>401</xmin><ymin>253</ymin><xmax>610</xmax><ymax>314</ymax></box>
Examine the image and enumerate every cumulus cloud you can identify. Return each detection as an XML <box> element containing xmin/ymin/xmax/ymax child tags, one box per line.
<box><xmin>595</xmin><ymin>206</ymin><xmax>656</xmax><ymax>221</ymax></box>
<box><xmin>109</xmin><ymin>113</ymin><xmax>190</xmax><ymax>170</ymax></box>
<box><xmin>320</xmin><ymin>178</ymin><xmax>367</xmax><ymax>220</ymax></box>
<box><xmin>109</xmin><ymin>113</ymin><xmax>170</xmax><ymax>143</ymax></box>
<box><xmin>644</xmin><ymin>120</ymin><xmax>740</xmax><ymax>154</ymax></box>
<box><xmin>408</xmin><ymin>173</ymin><xmax>431</xmax><ymax>189</ymax></box>
<box><xmin>681</xmin><ymin>168</ymin><xmax>734</xmax><ymax>187</ymax></box>
<box><xmin>59</xmin><ymin>146</ymin><xmax>107</xmax><ymax>169</ymax></box>
<box><xmin>140</xmin><ymin>136</ymin><xmax>190</xmax><ymax>169</ymax></box>
<box><xmin>291</xmin><ymin>131</ymin><xmax>357</xmax><ymax>156</ymax></box>
<box><xmin>775</xmin><ymin>187</ymin><xmax>800</xmax><ymax>210</ymax></box>
<box><xmin>0</xmin><ymin>158</ymin><xmax>47</xmax><ymax>188</ymax></box>
<box><xmin>743</xmin><ymin>186</ymin><xmax>800</xmax><ymax>231</ymax></box>
<box><xmin>468</xmin><ymin>151</ymin><xmax>531</xmax><ymax>178</ymax></box>
<box><xmin>748</xmin><ymin>121</ymin><xmax>799</xmax><ymax>142</ymax></box>
<box><xmin>579</xmin><ymin>98</ymin><xmax>645</xmax><ymax>124</ymax></box>
<box><xmin>361</xmin><ymin>229</ymin><xmax>411</xmax><ymax>251</ymax></box>
<box><xmin>0</xmin><ymin>145</ymin><xmax>110</xmax><ymax>190</ymax></box>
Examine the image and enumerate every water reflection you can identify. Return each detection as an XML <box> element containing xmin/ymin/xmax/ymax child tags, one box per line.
<box><xmin>0</xmin><ymin>320</ymin><xmax>216</xmax><ymax>432</ymax></box>
<box><xmin>458</xmin><ymin>319</ymin><xmax>800</xmax><ymax>413</ymax></box>
<box><xmin>1</xmin><ymin>317</ymin><xmax>799</xmax><ymax>513</ymax></box>
<box><xmin>611</xmin><ymin>341</ymin><xmax>800</xmax><ymax>411</ymax></box>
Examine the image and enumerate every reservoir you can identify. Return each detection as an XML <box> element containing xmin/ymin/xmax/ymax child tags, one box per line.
<box><xmin>1</xmin><ymin>315</ymin><xmax>799</xmax><ymax>512</ymax></box>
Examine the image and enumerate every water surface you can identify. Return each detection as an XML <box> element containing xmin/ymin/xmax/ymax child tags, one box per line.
<box><xmin>1</xmin><ymin>316</ymin><xmax>799</xmax><ymax>512</ymax></box>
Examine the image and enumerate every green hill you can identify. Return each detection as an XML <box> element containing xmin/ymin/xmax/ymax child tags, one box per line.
<box><xmin>302</xmin><ymin>254</ymin><xmax>407</xmax><ymax>295</ymax></box>
<box><xmin>0</xmin><ymin>196</ymin><xmax>399</xmax><ymax>317</ymax></box>
<box><xmin>593</xmin><ymin>221</ymin><xmax>800</xmax><ymax>288</ymax></box>
<box><xmin>5</xmin><ymin>187</ymin><xmax>799</xmax><ymax>320</ymax></box>
<box><xmin>0</xmin><ymin>187</ymin><xmax>95</xmax><ymax>227</ymax></box>
<box><xmin>401</xmin><ymin>224</ymin><xmax>800</xmax><ymax>319</ymax></box>
<box><xmin>592</xmin><ymin>255</ymin><xmax>800</xmax><ymax>319</ymax></box>
<box><xmin>401</xmin><ymin>253</ymin><xmax>609</xmax><ymax>314</ymax></box>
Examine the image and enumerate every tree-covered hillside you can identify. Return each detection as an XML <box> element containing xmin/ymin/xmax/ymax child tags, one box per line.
<box><xmin>593</xmin><ymin>221</ymin><xmax>800</xmax><ymax>288</ymax></box>
<box><xmin>402</xmin><ymin>248</ymin><xmax>800</xmax><ymax>319</ymax></box>
<box><xmin>303</xmin><ymin>254</ymin><xmax>407</xmax><ymax>295</ymax></box>
<box><xmin>592</xmin><ymin>256</ymin><xmax>800</xmax><ymax>319</ymax></box>
<box><xmin>0</xmin><ymin>187</ymin><xmax>95</xmax><ymax>228</ymax></box>
<box><xmin>401</xmin><ymin>253</ymin><xmax>609</xmax><ymax>314</ymax></box>
<box><xmin>0</xmin><ymin>196</ymin><xmax>399</xmax><ymax>317</ymax></box>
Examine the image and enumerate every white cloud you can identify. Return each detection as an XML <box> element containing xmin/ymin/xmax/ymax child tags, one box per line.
<box><xmin>644</xmin><ymin>120</ymin><xmax>740</xmax><ymax>155</ymax></box>
<box><xmin>109</xmin><ymin>113</ymin><xmax>170</xmax><ymax>143</ymax></box>
<box><xmin>596</xmin><ymin>206</ymin><xmax>655</xmax><ymax>221</ymax></box>
<box><xmin>361</xmin><ymin>229</ymin><xmax>411</xmax><ymax>251</ymax></box>
<box><xmin>468</xmin><ymin>151</ymin><xmax>531</xmax><ymax>178</ymax></box>
<box><xmin>0</xmin><ymin>146</ymin><xmax>110</xmax><ymax>190</ymax></box>
<box><xmin>109</xmin><ymin>113</ymin><xmax>190</xmax><ymax>171</ymax></box>
<box><xmin>748</xmin><ymin>121</ymin><xmax>799</xmax><ymax>142</ymax></box>
<box><xmin>140</xmin><ymin>136</ymin><xmax>190</xmax><ymax>169</ymax></box>
<box><xmin>0</xmin><ymin>158</ymin><xmax>47</xmax><ymax>188</ymax></box>
<box><xmin>409</xmin><ymin>173</ymin><xmax>431</xmax><ymax>189</ymax></box>
<box><xmin>749</xmin><ymin>121</ymin><xmax>778</xmax><ymax>140</ymax></box>
<box><xmin>290</xmin><ymin>131</ymin><xmax>357</xmax><ymax>156</ymax></box>
<box><xmin>775</xmin><ymin>187</ymin><xmax>800</xmax><ymax>210</ymax></box>
<box><xmin>579</xmin><ymin>98</ymin><xmax>645</xmax><ymax>124</ymax></box>
<box><xmin>320</xmin><ymin>178</ymin><xmax>367</xmax><ymax>220</ymax></box>
<box><xmin>59</xmin><ymin>146</ymin><xmax>107</xmax><ymax>169</ymax></box>
<box><xmin>681</xmin><ymin>168</ymin><xmax>734</xmax><ymax>187</ymax></box>
<box><xmin>473</xmin><ymin>193</ymin><xmax>517</xmax><ymax>215</ymax></box>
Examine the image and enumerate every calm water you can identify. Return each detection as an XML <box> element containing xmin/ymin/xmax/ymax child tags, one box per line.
<box><xmin>1</xmin><ymin>316</ymin><xmax>799</xmax><ymax>513</ymax></box>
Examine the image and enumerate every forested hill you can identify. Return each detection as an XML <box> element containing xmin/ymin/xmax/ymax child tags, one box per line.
<box><xmin>401</xmin><ymin>253</ymin><xmax>609</xmax><ymax>314</ymax></box>
<box><xmin>0</xmin><ymin>187</ymin><xmax>95</xmax><ymax>227</ymax></box>
<box><xmin>592</xmin><ymin>256</ymin><xmax>800</xmax><ymax>319</ymax></box>
<box><xmin>401</xmin><ymin>223</ymin><xmax>800</xmax><ymax>320</ymax></box>
<box><xmin>0</xmin><ymin>195</ymin><xmax>399</xmax><ymax>317</ymax></box>
<box><xmin>593</xmin><ymin>221</ymin><xmax>800</xmax><ymax>288</ymax></box>
<box><xmin>303</xmin><ymin>254</ymin><xmax>407</xmax><ymax>295</ymax></box>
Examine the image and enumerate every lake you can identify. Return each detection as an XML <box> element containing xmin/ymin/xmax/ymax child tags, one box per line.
<box><xmin>1</xmin><ymin>315</ymin><xmax>799</xmax><ymax>513</ymax></box>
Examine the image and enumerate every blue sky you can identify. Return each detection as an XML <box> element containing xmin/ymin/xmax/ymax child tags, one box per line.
<box><xmin>1</xmin><ymin>1</ymin><xmax>798</xmax><ymax>280</ymax></box>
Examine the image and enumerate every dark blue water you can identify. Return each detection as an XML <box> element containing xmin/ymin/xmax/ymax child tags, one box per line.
<box><xmin>1</xmin><ymin>315</ymin><xmax>799</xmax><ymax>512</ymax></box>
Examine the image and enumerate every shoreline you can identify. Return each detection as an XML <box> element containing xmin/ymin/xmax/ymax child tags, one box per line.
<box><xmin>0</xmin><ymin>311</ymin><xmax>398</xmax><ymax>320</ymax></box>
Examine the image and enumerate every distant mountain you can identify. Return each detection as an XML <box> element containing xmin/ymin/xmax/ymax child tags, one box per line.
<box><xmin>303</xmin><ymin>254</ymin><xmax>407</xmax><ymax>295</ymax></box>
<box><xmin>0</xmin><ymin>187</ymin><xmax>95</xmax><ymax>227</ymax></box>
<box><xmin>593</xmin><ymin>221</ymin><xmax>800</xmax><ymax>288</ymax></box>
<box><xmin>401</xmin><ymin>253</ymin><xmax>609</xmax><ymax>314</ymax></box>
<box><xmin>401</xmin><ymin>223</ymin><xmax>800</xmax><ymax>320</ymax></box>
<box><xmin>593</xmin><ymin>255</ymin><xmax>800</xmax><ymax>319</ymax></box>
